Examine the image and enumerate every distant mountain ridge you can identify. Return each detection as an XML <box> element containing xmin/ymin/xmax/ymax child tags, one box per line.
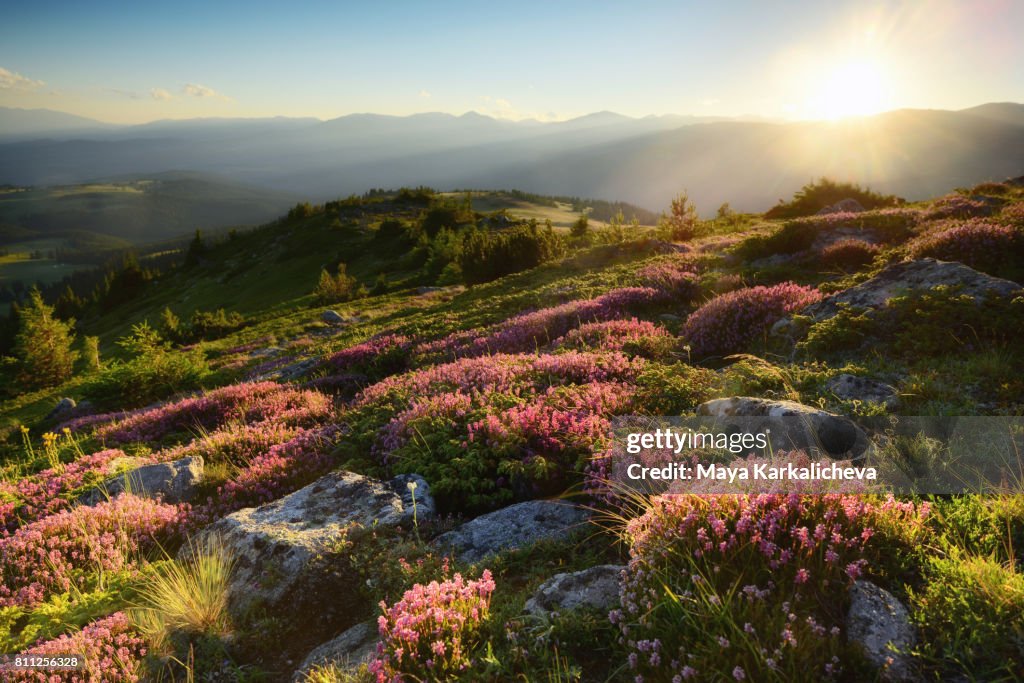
<box><xmin>1</xmin><ymin>103</ymin><xmax>1022</xmax><ymax>213</ymax></box>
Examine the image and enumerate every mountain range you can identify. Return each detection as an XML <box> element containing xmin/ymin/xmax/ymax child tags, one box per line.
<box><xmin>2</xmin><ymin>103</ymin><xmax>1023</xmax><ymax>214</ymax></box>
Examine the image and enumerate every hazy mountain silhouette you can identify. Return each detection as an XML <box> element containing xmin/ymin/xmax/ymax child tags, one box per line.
<box><xmin>1</xmin><ymin>104</ymin><xmax>1022</xmax><ymax>214</ymax></box>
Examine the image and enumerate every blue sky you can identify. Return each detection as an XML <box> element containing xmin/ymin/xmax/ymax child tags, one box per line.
<box><xmin>1</xmin><ymin>0</ymin><xmax>1022</xmax><ymax>123</ymax></box>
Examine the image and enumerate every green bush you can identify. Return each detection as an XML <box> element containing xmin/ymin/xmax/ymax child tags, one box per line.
<box><xmin>315</xmin><ymin>263</ymin><xmax>365</xmax><ymax>304</ymax></box>
<box><xmin>459</xmin><ymin>224</ymin><xmax>567</xmax><ymax>285</ymax></box>
<box><xmin>765</xmin><ymin>178</ymin><xmax>902</xmax><ymax>219</ymax></box>
<box><xmin>734</xmin><ymin>221</ymin><xmax>818</xmax><ymax>261</ymax></box>
<box><xmin>12</xmin><ymin>290</ymin><xmax>78</xmax><ymax>390</ymax></box>
<box><xmin>83</xmin><ymin>323</ymin><xmax>210</xmax><ymax>408</ymax></box>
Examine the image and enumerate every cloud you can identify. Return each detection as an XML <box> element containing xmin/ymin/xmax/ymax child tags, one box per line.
<box><xmin>107</xmin><ymin>87</ymin><xmax>143</xmax><ymax>100</ymax></box>
<box><xmin>700</xmin><ymin>98</ymin><xmax>721</xmax><ymax>107</ymax></box>
<box><xmin>0</xmin><ymin>66</ymin><xmax>44</xmax><ymax>90</ymax></box>
<box><xmin>150</xmin><ymin>88</ymin><xmax>173</xmax><ymax>101</ymax></box>
<box><xmin>419</xmin><ymin>89</ymin><xmax>431</xmax><ymax>98</ymax></box>
<box><xmin>182</xmin><ymin>83</ymin><xmax>232</xmax><ymax>101</ymax></box>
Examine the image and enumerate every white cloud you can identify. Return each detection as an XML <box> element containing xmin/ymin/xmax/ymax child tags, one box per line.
<box><xmin>182</xmin><ymin>83</ymin><xmax>232</xmax><ymax>101</ymax></box>
<box><xmin>0</xmin><ymin>66</ymin><xmax>44</xmax><ymax>90</ymax></box>
<box><xmin>419</xmin><ymin>89</ymin><xmax>431</xmax><ymax>98</ymax></box>
<box><xmin>150</xmin><ymin>87</ymin><xmax>173</xmax><ymax>101</ymax></box>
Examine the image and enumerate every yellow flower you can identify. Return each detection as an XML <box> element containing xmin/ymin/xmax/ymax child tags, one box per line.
<box><xmin>62</xmin><ymin>427</ymin><xmax>72</xmax><ymax>436</ymax></box>
<box><xmin>20</xmin><ymin>425</ymin><xmax>29</xmax><ymax>435</ymax></box>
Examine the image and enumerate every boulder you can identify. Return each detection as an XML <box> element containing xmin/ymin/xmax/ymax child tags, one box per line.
<box><xmin>697</xmin><ymin>397</ymin><xmax>870</xmax><ymax>460</ymax></box>
<box><xmin>803</xmin><ymin>258</ymin><xmax>1022</xmax><ymax>321</ymax></box>
<box><xmin>433</xmin><ymin>500</ymin><xmax>590</xmax><ymax>564</ymax></box>
<box><xmin>816</xmin><ymin>198</ymin><xmax>865</xmax><ymax>215</ymax></box>
<box><xmin>82</xmin><ymin>456</ymin><xmax>204</xmax><ymax>504</ymax></box>
<box><xmin>46</xmin><ymin>397</ymin><xmax>77</xmax><ymax>422</ymax></box>
<box><xmin>847</xmin><ymin>581</ymin><xmax>917</xmax><ymax>681</ymax></box>
<box><xmin>524</xmin><ymin>565</ymin><xmax>623</xmax><ymax>617</ymax></box>
<box><xmin>826</xmin><ymin>374</ymin><xmax>899</xmax><ymax>409</ymax></box>
<box><xmin>190</xmin><ymin>471</ymin><xmax>431</xmax><ymax>647</ymax></box>
<box><xmin>321</xmin><ymin>310</ymin><xmax>345</xmax><ymax>325</ymax></box>
<box><xmin>291</xmin><ymin>621</ymin><xmax>378</xmax><ymax>682</ymax></box>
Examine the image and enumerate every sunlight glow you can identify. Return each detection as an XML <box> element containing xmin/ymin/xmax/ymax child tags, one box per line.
<box><xmin>807</xmin><ymin>59</ymin><xmax>893</xmax><ymax>120</ymax></box>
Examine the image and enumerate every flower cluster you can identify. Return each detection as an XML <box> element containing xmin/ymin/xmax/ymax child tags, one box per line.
<box><xmin>325</xmin><ymin>334</ymin><xmax>411</xmax><ymax>376</ymax></box>
<box><xmin>94</xmin><ymin>381</ymin><xmax>330</xmax><ymax>444</ymax></box>
<box><xmin>636</xmin><ymin>258</ymin><xmax>702</xmax><ymax>300</ymax></box>
<box><xmin>819</xmin><ymin>239</ymin><xmax>880</xmax><ymax>270</ymax></box>
<box><xmin>5</xmin><ymin>612</ymin><xmax>146</xmax><ymax>682</ymax></box>
<box><xmin>0</xmin><ymin>494</ymin><xmax>187</xmax><ymax>608</ymax></box>
<box><xmin>0</xmin><ymin>448</ymin><xmax>142</xmax><ymax>535</ymax></box>
<box><xmin>413</xmin><ymin>287</ymin><xmax>663</xmax><ymax>361</ymax></box>
<box><xmin>555</xmin><ymin>318</ymin><xmax>674</xmax><ymax>355</ymax></box>
<box><xmin>925</xmin><ymin>194</ymin><xmax>994</xmax><ymax>220</ymax></box>
<box><xmin>615</xmin><ymin>493</ymin><xmax>930</xmax><ymax>680</ymax></box>
<box><xmin>907</xmin><ymin>219</ymin><xmax>1022</xmax><ymax>277</ymax></box>
<box><xmin>1000</xmin><ymin>200</ymin><xmax>1024</xmax><ymax>226</ymax></box>
<box><xmin>681</xmin><ymin>283</ymin><xmax>822</xmax><ymax>358</ymax></box>
<box><xmin>369</xmin><ymin>569</ymin><xmax>495</xmax><ymax>682</ymax></box>
<box><xmin>191</xmin><ymin>426</ymin><xmax>341</xmax><ymax>522</ymax></box>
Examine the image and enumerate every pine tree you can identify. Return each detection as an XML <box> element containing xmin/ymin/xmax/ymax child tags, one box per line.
<box><xmin>14</xmin><ymin>289</ymin><xmax>79</xmax><ymax>389</ymax></box>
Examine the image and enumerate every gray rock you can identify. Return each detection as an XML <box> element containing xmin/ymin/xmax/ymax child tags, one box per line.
<box><xmin>321</xmin><ymin>310</ymin><xmax>345</xmax><ymax>324</ymax></box>
<box><xmin>698</xmin><ymin>396</ymin><xmax>870</xmax><ymax>460</ymax></box>
<box><xmin>817</xmin><ymin>198</ymin><xmax>865</xmax><ymax>215</ymax></box>
<box><xmin>847</xmin><ymin>581</ymin><xmax>917</xmax><ymax>681</ymax></box>
<box><xmin>826</xmin><ymin>374</ymin><xmax>899</xmax><ymax>408</ymax></box>
<box><xmin>433</xmin><ymin>500</ymin><xmax>590</xmax><ymax>564</ymax></box>
<box><xmin>803</xmin><ymin>258</ymin><xmax>1022</xmax><ymax>321</ymax></box>
<box><xmin>291</xmin><ymin>621</ymin><xmax>378</xmax><ymax>682</ymax></box>
<box><xmin>83</xmin><ymin>456</ymin><xmax>204</xmax><ymax>504</ymax></box>
<box><xmin>46</xmin><ymin>397</ymin><xmax>76</xmax><ymax>422</ymax></box>
<box><xmin>524</xmin><ymin>565</ymin><xmax>623</xmax><ymax>617</ymax></box>
<box><xmin>191</xmin><ymin>471</ymin><xmax>432</xmax><ymax>642</ymax></box>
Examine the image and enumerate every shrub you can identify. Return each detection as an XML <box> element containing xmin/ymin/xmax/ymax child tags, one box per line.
<box><xmin>908</xmin><ymin>555</ymin><xmax>1024</xmax><ymax>679</ymax></box>
<box><xmin>555</xmin><ymin>318</ymin><xmax>675</xmax><ymax>358</ymax></box>
<box><xmin>82</xmin><ymin>335</ymin><xmax>101</xmax><ymax>372</ymax></box>
<box><xmin>325</xmin><ymin>334</ymin><xmax>411</xmax><ymax>380</ymax></box>
<box><xmin>765</xmin><ymin>178</ymin><xmax>902</xmax><ymax>219</ymax></box>
<box><xmin>924</xmin><ymin>194</ymin><xmax>995</xmax><ymax>220</ymax></box>
<box><xmin>733</xmin><ymin>221</ymin><xmax>819</xmax><ymax>262</ymax></box>
<box><xmin>186</xmin><ymin>309</ymin><xmax>247</xmax><ymax>342</ymax></box>
<box><xmin>315</xmin><ymin>263</ymin><xmax>364</xmax><ymax>304</ymax></box>
<box><xmin>906</xmin><ymin>220</ymin><xmax>1024</xmax><ymax>280</ymax></box>
<box><xmin>458</xmin><ymin>224</ymin><xmax>567</xmax><ymax>285</ymax></box>
<box><xmin>5</xmin><ymin>612</ymin><xmax>147</xmax><ymax>682</ymax></box>
<box><xmin>636</xmin><ymin>257</ymin><xmax>703</xmax><ymax>301</ymax></box>
<box><xmin>657</xmin><ymin>192</ymin><xmax>700</xmax><ymax>241</ymax></box>
<box><xmin>12</xmin><ymin>290</ymin><xmax>78</xmax><ymax>390</ymax></box>
<box><xmin>1000</xmin><ymin>201</ymin><xmax>1024</xmax><ymax>226</ymax></box>
<box><xmin>819</xmin><ymin>239</ymin><xmax>880</xmax><ymax>270</ymax></box>
<box><xmin>0</xmin><ymin>494</ymin><xmax>186</xmax><ymax>608</ymax></box>
<box><xmin>614</xmin><ymin>494</ymin><xmax>929</xmax><ymax>681</ymax></box>
<box><xmin>682</xmin><ymin>283</ymin><xmax>822</xmax><ymax>358</ymax></box>
<box><xmin>82</xmin><ymin>323</ymin><xmax>210</xmax><ymax>409</ymax></box>
<box><xmin>369</xmin><ymin>569</ymin><xmax>495</xmax><ymax>681</ymax></box>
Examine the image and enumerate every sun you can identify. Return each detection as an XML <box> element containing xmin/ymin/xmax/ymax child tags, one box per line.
<box><xmin>808</xmin><ymin>59</ymin><xmax>892</xmax><ymax>120</ymax></box>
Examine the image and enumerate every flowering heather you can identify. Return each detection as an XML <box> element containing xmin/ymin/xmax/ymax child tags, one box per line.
<box><xmin>325</xmin><ymin>333</ymin><xmax>412</xmax><ymax>376</ymax></box>
<box><xmin>0</xmin><ymin>494</ymin><xmax>187</xmax><ymax>608</ymax></box>
<box><xmin>369</xmin><ymin>569</ymin><xmax>495</xmax><ymax>682</ymax></box>
<box><xmin>154</xmin><ymin>420</ymin><xmax>300</xmax><ymax>469</ymax></box>
<box><xmin>1000</xmin><ymin>200</ymin><xmax>1024</xmax><ymax>225</ymax></box>
<box><xmin>355</xmin><ymin>351</ymin><xmax>644</xmax><ymax>410</ymax></box>
<box><xmin>681</xmin><ymin>283</ymin><xmax>822</xmax><ymax>358</ymax></box>
<box><xmin>191</xmin><ymin>426</ymin><xmax>341</xmax><ymax>522</ymax></box>
<box><xmin>4</xmin><ymin>612</ymin><xmax>146</xmax><ymax>682</ymax></box>
<box><xmin>615</xmin><ymin>493</ymin><xmax>930</xmax><ymax>680</ymax></box>
<box><xmin>95</xmin><ymin>381</ymin><xmax>330</xmax><ymax>444</ymax></box>
<box><xmin>907</xmin><ymin>219</ymin><xmax>1023</xmax><ymax>277</ymax></box>
<box><xmin>413</xmin><ymin>287</ymin><xmax>663</xmax><ymax>361</ymax></box>
<box><xmin>0</xmin><ymin>448</ymin><xmax>136</xmax><ymax>534</ymax></box>
<box><xmin>925</xmin><ymin>194</ymin><xmax>994</xmax><ymax>220</ymax></box>
<box><xmin>819</xmin><ymin>239</ymin><xmax>880</xmax><ymax>270</ymax></box>
<box><xmin>555</xmin><ymin>318</ymin><xmax>674</xmax><ymax>354</ymax></box>
<box><xmin>637</xmin><ymin>259</ymin><xmax>702</xmax><ymax>301</ymax></box>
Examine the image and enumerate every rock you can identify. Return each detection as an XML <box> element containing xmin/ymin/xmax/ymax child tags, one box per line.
<box><xmin>82</xmin><ymin>456</ymin><xmax>204</xmax><ymax>504</ymax></box>
<box><xmin>524</xmin><ymin>565</ymin><xmax>623</xmax><ymax>617</ymax></box>
<box><xmin>847</xmin><ymin>581</ymin><xmax>917</xmax><ymax>681</ymax></box>
<box><xmin>291</xmin><ymin>621</ymin><xmax>378</xmax><ymax>682</ymax></box>
<box><xmin>697</xmin><ymin>397</ymin><xmax>870</xmax><ymax>460</ymax></box>
<box><xmin>321</xmin><ymin>310</ymin><xmax>345</xmax><ymax>325</ymax></box>
<box><xmin>46</xmin><ymin>397</ymin><xmax>76</xmax><ymax>422</ymax></box>
<box><xmin>248</xmin><ymin>346</ymin><xmax>284</xmax><ymax>358</ymax></box>
<box><xmin>803</xmin><ymin>258</ymin><xmax>1022</xmax><ymax>321</ymax></box>
<box><xmin>769</xmin><ymin>316</ymin><xmax>810</xmax><ymax>341</ymax></box>
<box><xmin>658</xmin><ymin>313</ymin><xmax>682</xmax><ymax>322</ymax></box>
<box><xmin>433</xmin><ymin>500</ymin><xmax>590</xmax><ymax>564</ymax></box>
<box><xmin>190</xmin><ymin>471</ymin><xmax>432</xmax><ymax>650</ymax></box>
<box><xmin>826</xmin><ymin>374</ymin><xmax>899</xmax><ymax>408</ymax></box>
<box><xmin>817</xmin><ymin>198</ymin><xmax>865</xmax><ymax>215</ymax></box>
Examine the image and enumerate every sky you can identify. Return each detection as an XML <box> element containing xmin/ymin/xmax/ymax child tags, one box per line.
<box><xmin>1</xmin><ymin>0</ymin><xmax>1022</xmax><ymax>124</ymax></box>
